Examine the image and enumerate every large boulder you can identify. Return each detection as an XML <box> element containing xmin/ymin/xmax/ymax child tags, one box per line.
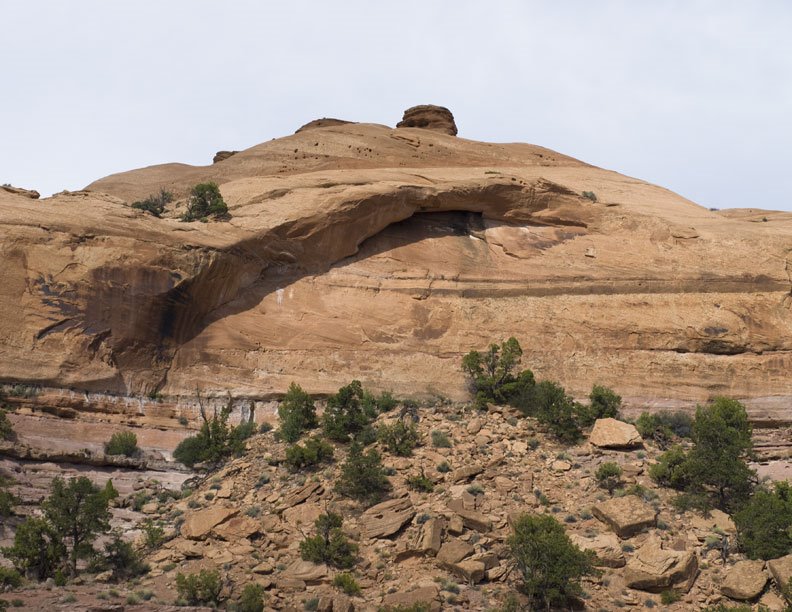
<box><xmin>721</xmin><ymin>560</ymin><xmax>768</xmax><ymax>601</ymax></box>
<box><xmin>437</xmin><ymin>539</ymin><xmax>474</xmax><ymax>564</ymax></box>
<box><xmin>589</xmin><ymin>418</ymin><xmax>643</xmax><ymax>449</ymax></box>
<box><xmin>592</xmin><ymin>495</ymin><xmax>657</xmax><ymax>538</ymax></box>
<box><xmin>180</xmin><ymin>506</ymin><xmax>238</xmax><ymax>540</ymax></box>
<box><xmin>361</xmin><ymin>495</ymin><xmax>415</xmax><ymax>539</ymax></box>
<box><xmin>624</xmin><ymin>537</ymin><xmax>698</xmax><ymax>592</ymax></box>
<box><xmin>0</xmin><ymin>184</ymin><xmax>39</xmax><ymax>199</ymax></box>
<box><xmin>281</xmin><ymin>560</ymin><xmax>328</xmax><ymax>584</ymax></box>
<box><xmin>570</xmin><ymin>532</ymin><xmax>626</xmax><ymax>568</ymax></box>
<box><xmin>396</xmin><ymin>104</ymin><xmax>458</xmax><ymax>136</ymax></box>
<box><xmin>382</xmin><ymin>585</ymin><xmax>440</xmax><ymax>611</ymax></box>
<box><xmin>767</xmin><ymin>554</ymin><xmax>792</xmax><ymax>598</ymax></box>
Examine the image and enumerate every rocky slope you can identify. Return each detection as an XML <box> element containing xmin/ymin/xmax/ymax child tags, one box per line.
<box><xmin>3</xmin><ymin>403</ymin><xmax>791</xmax><ymax>610</ymax></box>
<box><xmin>1</xmin><ymin>106</ymin><xmax>792</xmax><ymax>420</ymax></box>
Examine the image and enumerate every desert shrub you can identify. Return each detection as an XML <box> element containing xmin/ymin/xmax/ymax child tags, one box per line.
<box><xmin>660</xmin><ymin>590</ymin><xmax>681</xmax><ymax>605</ymax></box>
<box><xmin>586</xmin><ymin>385</ymin><xmax>622</xmax><ymax>421</ymax></box>
<box><xmin>635</xmin><ymin>411</ymin><xmax>693</xmax><ymax>447</ymax></box>
<box><xmin>595</xmin><ymin>462</ymin><xmax>623</xmax><ymax>494</ymax></box>
<box><xmin>0</xmin><ymin>567</ymin><xmax>22</xmax><ymax>588</ymax></box>
<box><xmin>176</xmin><ymin>569</ymin><xmax>222</xmax><ymax>606</ymax></box>
<box><xmin>407</xmin><ymin>470</ymin><xmax>434</xmax><ymax>493</ymax></box>
<box><xmin>181</xmin><ymin>182</ymin><xmax>228</xmax><ymax>222</ymax></box>
<box><xmin>173</xmin><ymin>394</ymin><xmax>254</xmax><ymax>467</ymax></box>
<box><xmin>582</xmin><ymin>191</ymin><xmax>598</xmax><ymax>202</ymax></box>
<box><xmin>508</xmin><ymin>513</ymin><xmax>595</xmax><ymax>610</ymax></box>
<box><xmin>377</xmin><ymin>420</ymin><xmax>419</xmax><ymax>456</ymax></box>
<box><xmin>462</xmin><ymin>337</ymin><xmax>535</xmax><ymax>408</ymax></box>
<box><xmin>649</xmin><ymin>398</ymin><xmax>754</xmax><ymax>511</ymax></box>
<box><xmin>436</xmin><ymin>461</ymin><xmax>451</xmax><ymax>473</ymax></box>
<box><xmin>0</xmin><ymin>409</ymin><xmax>14</xmax><ymax>441</ymax></box>
<box><xmin>323</xmin><ymin>381</ymin><xmax>378</xmax><ymax>444</ymax></box>
<box><xmin>278</xmin><ymin>383</ymin><xmax>317</xmax><ymax>443</ymax></box>
<box><xmin>285</xmin><ymin>436</ymin><xmax>334</xmax><ymax>472</ymax></box>
<box><xmin>734</xmin><ymin>481</ymin><xmax>792</xmax><ymax>560</ymax></box>
<box><xmin>299</xmin><ymin>512</ymin><xmax>357</xmax><ymax>569</ymax></box>
<box><xmin>101</xmin><ymin>532</ymin><xmax>148</xmax><ymax>580</ymax></box>
<box><xmin>131</xmin><ymin>189</ymin><xmax>173</xmax><ymax>217</ymax></box>
<box><xmin>141</xmin><ymin>520</ymin><xmax>165</xmax><ymax>549</ymax></box>
<box><xmin>431</xmin><ymin>430</ymin><xmax>452</xmax><ymax>448</ymax></box>
<box><xmin>104</xmin><ymin>431</ymin><xmax>139</xmax><ymax>457</ymax></box>
<box><xmin>332</xmin><ymin>572</ymin><xmax>361</xmax><ymax>595</ymax></box>
<box><xmin>375</xmin><ymin>391</ymin><xmax>398</xmax><ymax>412</ymax></box>
<box><xmin>0</xmin><ymin>477</ymin><xmax>17</xmax><ymax>517</ymax></box>
<box><xmin>335</xmin><ymin>442</ymin><xmax>390</xmax><ymax>505</ymax></box>
<box><xmin>2</xmin><ymin>517</ymin><xmax>62</xmax><ymax>580</ymax></box>
<box><xmin>238</xmin><ymin>582</ymin><xmax>266</xmax><ymax>612</ymax></box>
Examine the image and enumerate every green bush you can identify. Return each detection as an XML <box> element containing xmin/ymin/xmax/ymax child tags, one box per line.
<box><xmin>323</xmin><ymin>381</ymin><xmax>377</xmax><ymax>444</ymax></box>
<box><xmin>582</xmin><ymin>191</ymin><xmax>598</xmax><ymax>202</ymax></box>
<box><xmin>407</xmin><ymin>470</ymin><xmax>434</xmax><ymax>493</ymax></box>
<box><xmin>173</xmin><ymin>395</ymin><xmax>255</xmax><ymax>467</ymax></box>
<box><xmin>462</xmin><ymin>337</ymin><xmax>535</xmax><ymax>408</ymax></box>
<box><xmin>278</xmin><ymin>383</ymin><xmax>317</xmax><ymax>443</ymax></box>
<box><xmin>104</xmin><ymin>431</ymin><xmax>139</xmax><ymax>457</ymax></box>
<box><xmin>648</xmin><ymin>398</ymin><xmax>755</xmax><ymax>512</ymax></box>
<box><xmin>587</xmin><ymin>385</ymin><xmax>622</xmax><ymax>421</ymax></box>
<box><xmin>660</xmin><ymin>590</ymin><xmax>680</xmax><ymax>605</ymax></box>
<box><xmin>635</xmin><ymin>411</ymin><xmax>693</xmax><ymax>447</ymax></box>
<box><xmin>181</xmin><ymin>182</ymin><xmax>228</xmax><ymax>222</ymax></box>
<box><xmin>299</xmin><ymin>512</ymin><xmax>357</xmax><ymax>569</ymax></box>
<box><xmin>595</xmin><ymin>462</ymin><xmax>623</xmax><ymax>494</ymax></box>
<box><xmin>285</xmin><ymin>436</ymin><xmax>334</xmax><ymax>472</ymax></box>
<box><xmin>238</xmin><ymin>582</ymin><xmax>266</xmax><ymax>612</ymax></box>
<box><xmin>335</xmin><ymin>443</ymin><xmax>390</xmax><ymax>505</ymax></box>
<box><xmin>508</xmin><ymin>513</ymin><xmax>595</xmax><ymax>610</ymax></box>
<box><xmin>0</xmin><ymin>477</ymin><xmax>17</xmax><ymax>517</ymax></box>
<box><xmin>141</xmin><ymin>520</ymin><xmax>165</xmax><ymax>549</ymax></box>
<box><xmin>101</xmin><ymin>532</ymin><xmax>148</xmax><ymax>581</ymax></box>
<box><xmin>176</xmin><ymin>569</ymin><xmax>222</xmax><ymax>606</ymax></box>
<box><xmin>332</xmin><ymin>572</ymin><xmax>361</xmax><ymax>595</ymax></box>
<box><xmin>0</xmin><ymin>409</ymin><xmax>14</xmax><ymax>441</ymax></box>
<box><xmin>431</xmin><ymin>430</ymin><xmax>452</xmax><ymax>448</ymax></box>
<box><xmin>0</xmin><ymin>567</ymin><xmax>22</xmax><ymax>588</ymax></box>
<box><xmin>734</xmin><ymin>481</ymin><xmax>792</xmax><ymax>560</ymax></box>
<box><xmin>131</xmin><ymin>189</ymin><xmax>173</xmax><ymax>217</ymax></box>
<box><xmin>377</xmin><ymin>420</ymin><xmax>420</xmax><ymax>456</ymax></box>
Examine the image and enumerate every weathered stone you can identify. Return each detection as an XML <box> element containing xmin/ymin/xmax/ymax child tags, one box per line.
<box><xmin>447</xmin><ymin>498</ymin><xmax>492</xmax><ymax>532</ymax></box>
<box><xmin>721</xmin><ymin>560</ymin><xmax>768</xmax><ymax>601</ymax></box>
<box><xmin>589</xmin><ymin>418</ymin><xmax>643</xmax><ymax>449</ymax></box>
<box><xmin>441</xmin><ymin>559</ymin><xmax>486</xmax><ymax>584</ymax></box>
<box><xmin>450</xmin><ymin>463</ymin><xmax>484</xmax><ymax>483</ymax></box>
<box><xmin>213</xmin><ymin>515</ymin><xmax>260</xmax><ymax>540</ymax></box>
<box><xmin>691</xmin><ymin>508</ymin><xmax>736</xmax><ymax>534</ymax></box>
<box><xmin>281</xmin><ymin>482</ymin><xmax>323</xmax><ymax>509</ymax></box>
<box><xmin>592</xmin><ymin>496</ymin><xmax>657</xmax><ymax>538</ymax></box>
<box><xmin>417</xmin><ymin>517</ymin><xmax>444</xmax><ymax>555</ymax></box>
<box><xmin>396</xmin><ymin>104</ymin><xmax>458</xmax><ymax>136</ymax></box>
<box><xmin>252</xmin><ymin>560</ymin><xmax>275</xmax><ymax>574</ymax></box>
<box><xmin>361</xmin><ymin>495</ymin><xmax>415</xmax><ymax>539</ymax></box>
<box><xmin>767</xmin><ymin>554</ymin><xmax>792</xmax><ymax>596</ymax></box>
<box><xmin>437</xmin><ymin>539</ymin><xmax>473</xmax><ymax>564</ymax></box>
<box><xmin>180</xmin><ymin>506</ymin><xmax>238</xmax><ymax>540</ymax></box>
<box><xmin>213</xmin><ymin>150</ymin><xmax>238</xmax><ymax>163</ymax></box>
<box><xmin>570</xmin><ymin>532</ymin><xmax>626</xmax><ymax>568</ymax></box>
<box><xmin>295</xmin><ymin>117</ymin><xmax>353</xmax><ymax>133</ymax></box>
<box><xmin>382</xmin><ymin>585</ymin><xmax>440</xmax><ymax>610</ymax></box>
<box><xmin>283</xmin><ymin>502</ymin><xmax>323</xmax><ymax>528</ymax></box>
<box><xmin>281</xmin><ymin>560</ymin><xmax>328</xmax><ymax>584</ymax></box>
<box><xmin>624</xmin><ymin>537</ymin><xmax>699</xmax><ymax>592</ymax></box>
<box><xmin>174</xmin><ymin>539</ymin><xmax>204</xmax><ymax>558</ymax></box>
<box><xmin>447</xmin><ymin>515</ymin><xmax>464</xmax><ymax>535</ymax></box>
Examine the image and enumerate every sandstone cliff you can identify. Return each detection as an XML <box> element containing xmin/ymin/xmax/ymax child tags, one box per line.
<box><xmin>2</xmin><ymin>114</ymin><xmax>792</xmax><ymax>410</ymax></box>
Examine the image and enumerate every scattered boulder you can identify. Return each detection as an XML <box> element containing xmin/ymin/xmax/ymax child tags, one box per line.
<box><xmin>417</xmin><ymin>517</ymin><xmax>444</xmax><ymax>555</ymax></box>
<box><xmin>213</xmin><ymin>515</ymin><xmax>260</xmax><ymax>540</ymax></box>
<box><xmin>382</xmin><ymin>585</ymin><xmax>440</xmax><ymax>611</ymax></box>
<box><xmin>450</xmin><ymin>463</ymin><xmax>484</xmax><ymax>483</ymax></box>
<box><xmin>396</xmin><ymin>105</ymin><xmax>458</xmax><ymax>136</ymax></box>
<box><xmin>592</xmin><ymin>495</ymin><xmax>657</xmax><ymax>538</ymax></box>
<box><xmin>212</xmin><ymin>150</ymin><xmax>238</xmax><ymax>163</ymax></box>
<box><xmin>624</xmin><ymin>537</ymin><xmax>698</xmax><ymax>592</ymax></box>
<box><xmin>570</xmin><ymin>532</ymin><xmax>626</xmax><ymax>568</ymax></box>
<box><xmin>295</xmin><ymin>118</ymin><xmax>353</xmax><ymax>133</ymax></box>
<box><xmin>441</xmin><ymin>559</ymin><xmax>486</xmax><ymax>584</ymax></box>
<box><xmin>721</xmin><ymin>560</ymin><xmax>768</xmax><ymax>601</ymax></box>
<box><xmin>447</xmin><ymin>498</ymin><xmax>492</xmax><ymax>532</ymax></box>
<box><xmin>437</xmin><ymin>539</ymin><xmax>473</xmax><ymax>564</ymax></box>
<box><xmin>361</xmin><ymin>495</ymin><xmax>415</xmax><ymax>539</ymax></box>
<box><xmin>283</xmin><ymin>502</ymin><xmax>323</xmax><ymax>528</ymax></box>
<box><xmin>281</xmin><ymin>559</ymin><xmax>328</xmax><ymax>584</ymax></box>
<box><xmin>589</xmin><ymin>418</ymin><xmax>643</xmax><ymax>449</ymax></box>
<box><xmin>180</xmin><ymin>506</ymin><xmax>238</xmax><ymax>540</ymax></box>
<box><xmin>767</xmin><ymin>553</ymin><xmax>792</xmax><ymax>597</ymax></box>
<box><xmin>281</xmin><ymin>481</ymin><xmax>324</xmax><ymax>509</ymax></box>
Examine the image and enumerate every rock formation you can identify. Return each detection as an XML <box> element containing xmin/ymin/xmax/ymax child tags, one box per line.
<box><xmin>1</xmin><ymin>109</ymin><xmax>792</xmax><ymax>428</ymax></box>
<box><xmin>212</xmin><ymin>150</ymin><xmax>238</xmax><ymax>163</ymax></box>
<box><xmin>396</xmin><ymin>104</ymin><xmax>458</xmax><ymax>135</ymax></box>
<box><xmin>295</xmin><ymin>117</ymin><xmax>353</xmax><ymax>133</ymax></box>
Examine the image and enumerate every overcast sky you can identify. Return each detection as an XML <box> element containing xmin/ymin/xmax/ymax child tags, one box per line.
<box><xmin>2</xmin><ymin>1</ymin><xmax>790</xmax><ymax>210</ymax></box>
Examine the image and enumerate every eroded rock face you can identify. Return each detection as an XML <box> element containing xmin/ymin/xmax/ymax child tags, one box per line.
<box><xmin>396</xmin><ymin>104</ymin><xmax>458</xmax><ymax>135</ymax></box>
<box><xmin>361</xmin><ymin>495</ymin><xmax>415</xmax><ymax>539</ymax></box>
<box><xmin>767</xmin><ymin>554</ymin><xmax>792</xmax><ymax>594</ymax></box>
<box><xmin>589</xmin><ymin>418</ymin><xmax>643</xmax><ymax>449</ymax></box>
<box><xmin>180</xmin><ymin>506</ymin><xmax>238</xmax><ymax>540</ymax></box>
<box><xmin>570</xmin><ymin>532</ymin><xmax>626</xmax><ymax>568</ymax></box>
<box><xmin>212</xmin><ymin>150</ymin><xmax>238</xmax><ymax>163</ymax></box>
<box><xmin>3</xmin><ymin>120</ymin><xmax>792</xmax><ymax>418</ymax></box>
<box><xmin>295</xmin><ymin>117</ymin><xmax>353</xmax><ymax>133</ymax></box>
<box><xmin>1</xmin><ymin>184</ymin><xmax>39</xmax><ymax>199</ymax></box>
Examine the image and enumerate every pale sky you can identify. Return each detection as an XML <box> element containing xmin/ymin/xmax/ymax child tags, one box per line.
<box><xmin>2</xmin><ymin>1</ymin><xmax>791</xmax><ymax>210</ymax></box>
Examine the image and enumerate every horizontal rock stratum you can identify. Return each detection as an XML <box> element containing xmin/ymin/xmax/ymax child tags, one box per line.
<box><xmin>2</xmin><ymin>110</ymin><xmax>792</xmax><ymax>410</ymax></box>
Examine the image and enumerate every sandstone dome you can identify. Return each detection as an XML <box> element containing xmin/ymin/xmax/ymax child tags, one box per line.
<box><xmin>1</xmin><ymin>107</ymin><xmax>791</xmax><ymax>417</ymax></box>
